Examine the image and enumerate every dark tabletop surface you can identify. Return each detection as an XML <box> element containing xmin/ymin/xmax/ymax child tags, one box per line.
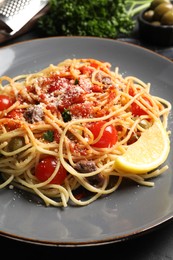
<box><xmin>0</xmin><ymin>23</ymin><xmax>173</xmax><ymax>259</ymax></box>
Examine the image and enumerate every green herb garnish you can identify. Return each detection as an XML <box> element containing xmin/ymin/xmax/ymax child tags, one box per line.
<box><xmin>43</xmin><ymin>130</ymin><xmax>54</xmax><ymax>142</ymax></box>
<box><xmin>74</xmin><ymin>78</ymin><xmax>79</xmax><ymax>85</ymax></box>
<box><xmin>62</xmin><ymin>109</ymin><xmax>72</xmax><ymax>122</ymax></box>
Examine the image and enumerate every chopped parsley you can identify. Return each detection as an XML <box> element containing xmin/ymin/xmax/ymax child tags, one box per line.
<box><xmin>43</xmin><ymin>130</ymin><xmax>54</xmax><ymax>142</ymax></box>
<box><xmin>74</xmin><ymin>78</ymin><xmax>79</xmax><ymax>85</ymax></box>
<box><xmin>62</xmin><ymin>108</ymin><xmax>72</xmax><ymax>122</ymax></box>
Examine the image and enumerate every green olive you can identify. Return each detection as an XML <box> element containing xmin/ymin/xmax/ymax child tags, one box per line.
<box><xmin>150</xmin><ymin>0</ymin><xmax>171</xmax><ymax>10</ymax></box>
<box><xmin>153</xmin><ymin>2</ymin><xmax>173</xmax><ymax>20</ymax></box>
<box><xmin>161</xmin><ymin>9</ymin><xmax>173</xmax><ymax>24</ymax></box>
<box><xmin>143</xmin><ymin>10</ymin><xmax>155</xmax><ymax>21</ymax></box>
<box><xmin>8</xmin><ymin>137</ymin><xmax>25</xmax><ymax>152</ymax></box>
<box><xmin>151</xmin><ymin>20</ymin><xmax>162</xmax><ymax>25</ymax></box>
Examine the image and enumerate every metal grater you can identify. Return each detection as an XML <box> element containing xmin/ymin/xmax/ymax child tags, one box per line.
<box><xmin>0</xmin><ymin>0</ymin><xmax>49</xmax><ymax>35</ymax></box>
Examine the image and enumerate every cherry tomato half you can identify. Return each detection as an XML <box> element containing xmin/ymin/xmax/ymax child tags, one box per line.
<box><xmin>88</xmin><ymin>121</ymin><xmax>118</xmax><ymax>148</ymax></box>
<box><xmin>131</xmin><ymin>97</ymin><xmax>151</xmax><ymax>116</ymax></box>
<box><xmin>0</xmin><ymin>95</ymin><xmax>13</xmax><ymax>111</ymax></box>
<box><xmin>35</xmin><ymin>156</ymin><xmax>67</xmax><ymax>185</ymax></box>
<box><xmin>70</xmin><ymin>102</ymin><xmax>93</xmax><ymax>118</ymax></box>
<box><xmin>6</xmin><ymin>109</ymin><xmax>23</xmax><ymax>119</ymax></box>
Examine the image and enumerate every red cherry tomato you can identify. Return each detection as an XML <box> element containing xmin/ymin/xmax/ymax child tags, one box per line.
<box><xmin>79</xmin><ymin>66</ymin><xmax>93</xmax><ymax>75</ymax></box>
<box><xmin>91</xmin><ymin>84</ymin><xmax>102</xmax><ymax>92</ymax></box>
<box><xmin>35</xmin><ymin>156</ymin><xmax>67</xmax><ymax>185</ymax></box>
<box><xmin>6</xmin><ymin>109</ymin><xmax>23</xmax><ymax>119</ymax></box>
<box><xmin>131</xmin><ymin>97</ymin><xmax>151</xmax><ymax>116</ymax></box>
<box><xmin>0</xmin><ymin>95</ymin><xmax>13</xmax><ymax>111</ymax></box>
<box><xmin>88</xmin><ymin>121</ymin><xmax>118</xmax><ymax>148</ymax></box>
<box><xmin>70</xmin><ymin>102</ymin><xmax>93</xmax><ymax>118</ymax></box>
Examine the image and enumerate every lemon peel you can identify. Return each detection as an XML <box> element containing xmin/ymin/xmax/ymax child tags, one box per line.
<box><xmin>114</xmin><ymin>121</ymin><xmax>170</xmax><ymax>174</ymax></box>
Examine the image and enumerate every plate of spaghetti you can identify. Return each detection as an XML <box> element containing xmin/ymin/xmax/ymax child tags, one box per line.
<box><xmin>0</xmin><ymin>36</ymin><xmax>172</xmax><ymax>246</ymax></box>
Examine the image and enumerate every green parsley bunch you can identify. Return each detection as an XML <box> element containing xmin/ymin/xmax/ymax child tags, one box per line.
<box><xmin>38</xmin><ymin>0</ymin><xmax>152</xmax><ymax>38</ymax></box>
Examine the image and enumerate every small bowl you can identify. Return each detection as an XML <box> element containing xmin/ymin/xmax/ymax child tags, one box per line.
<box><xmin>138</xmin><ymin>8</ymin><xmax>173</xmax><ymax>46</ymax></box>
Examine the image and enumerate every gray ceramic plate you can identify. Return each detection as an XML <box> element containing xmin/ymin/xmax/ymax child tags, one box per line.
<box><xmin>0</xmin><ymin>37</ymin><xmax>173</xmax><ymax>247</ymax></box>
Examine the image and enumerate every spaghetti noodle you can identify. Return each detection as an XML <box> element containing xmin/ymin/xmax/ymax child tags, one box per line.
<box><xmin>0</xmin><ymin>58</ymin><xmax>171</xmax><ymax>207</ymax></box>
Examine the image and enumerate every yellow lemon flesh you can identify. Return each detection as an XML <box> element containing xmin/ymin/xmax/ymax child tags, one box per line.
<box><xmin>114</xmin><ymin>121</ymin><xmax>170</xmax><ymax>174</ymax></box>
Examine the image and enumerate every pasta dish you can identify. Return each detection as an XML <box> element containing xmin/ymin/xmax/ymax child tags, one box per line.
<box><xmin>0</xmin><ymin>58</ymin><xmax>171</xmax><ymax>207</ymax></box>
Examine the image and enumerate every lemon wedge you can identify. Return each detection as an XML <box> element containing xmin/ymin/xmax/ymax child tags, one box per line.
<box><xmin>114</xmin><ymin>121</ymin><xmax>170</xmax><ymax>174</ymax></box>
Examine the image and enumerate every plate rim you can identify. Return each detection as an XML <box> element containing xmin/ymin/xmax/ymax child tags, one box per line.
<box><xmin>0</xmin><ymin>36</ymin><xmax>173</xmax><ymax>247</ymax></box>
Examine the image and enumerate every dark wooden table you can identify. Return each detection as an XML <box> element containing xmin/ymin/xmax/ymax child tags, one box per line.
<box><xmin>0</xmin><ymin>26</ymin><xmax>173</xmax><ymax>259</ymax></box>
